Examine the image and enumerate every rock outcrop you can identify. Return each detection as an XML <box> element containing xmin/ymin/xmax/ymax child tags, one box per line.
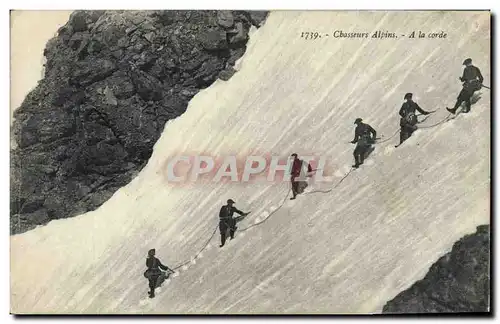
<box><xmin>10</xmin><ymin>10</ymin><xmax>268</xmax><ymax>234</ymax></box>
<box><xmin>383</xmin><ymin>225</ymin><xmax>490</xmax><ymax>313</ymax></box>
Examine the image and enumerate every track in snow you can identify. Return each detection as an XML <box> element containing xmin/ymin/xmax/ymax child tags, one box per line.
<box><xmin>11</xmin><ymin>11</ymin><xmax>490</xmax><ymax>314</ymax></box>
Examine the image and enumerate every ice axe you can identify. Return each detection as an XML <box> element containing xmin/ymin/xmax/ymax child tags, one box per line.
<box><xmin>481</xmin><ymin>84</ymin><xmax>490</xmax><ymax>90</ymax></box>
<box><xmin>416</xmin><ymin>110</ymin><xmax>438</xmax><ymax>117</ymax></box>
<box><xmin>234</xmin><ymin>212</ymin><xmax>251</xmax><ymax>223</ymax></box>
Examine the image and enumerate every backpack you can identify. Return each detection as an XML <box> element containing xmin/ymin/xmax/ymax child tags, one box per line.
<box><xmin>465</xmin><ymin>79</ymin><xmax>482</xmax><ymax>92</ymax></box>
<box><xmin>405</xmin><ymin>111</ymin><xmax>417</xmax><ymax>126</ymax></box>
<box><xmin>144</xmin><ymin>268</ymin><xmax>163</xmax><ymax>279</ymax></box>
<box><xmin>359</xmin><ymin>125</ymin><xmax>373</xmax><ymax>143</ymax></box>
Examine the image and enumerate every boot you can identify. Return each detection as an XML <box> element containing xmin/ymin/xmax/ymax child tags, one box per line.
<box><xmin>149</xmin><ymin>291</ymin><xmax>155</xmax><ymax>298</ymax></box>
<box><xmin>352</xmin><ymin>155</ymin><xmax>362</xmax><ymax>168</ymax></box>
<box><xmin>446</xmin><ymin>107</ymin><xmax>457</xmax><ymax>114</ymax></box>
<box><xmin>291</xmin><ymin>183</ymin><xmax>298</xmax><ymax>200</ymax></box>
<box><xmin>398</xmin><ymin>134</ymin><xmax>405</xmax><ymax>146</ymax></box>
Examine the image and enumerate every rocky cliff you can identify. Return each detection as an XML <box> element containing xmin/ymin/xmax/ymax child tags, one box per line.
<box><xmin>10</xmin><ymin>10</ymin><xmax>268</xmax><ymax>234</ymax></box>
<box><xmin>383</xmin><ymin>225</ymin><xmax>490</xmax><ymax>313</ymax></box>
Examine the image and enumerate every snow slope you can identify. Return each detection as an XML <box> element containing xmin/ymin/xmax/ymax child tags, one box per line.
<box><xmin>11</xmin><ymin>11</ymin><xmax>490</xmax><ymax>314</ymax></box>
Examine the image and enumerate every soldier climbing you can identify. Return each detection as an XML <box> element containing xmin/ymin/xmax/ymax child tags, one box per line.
<box><xmin>144</xmin><ymin>249</ymin><xmax>174</xmax><ymax>298</ymax></box>
<box><xmin>138</xmin><ymin>51</ymin><xmax>489</xmax><ymax>292</ymax></box>
<box><xmin>289</xmin><ymin>153</ymin><xmax>313</xmax><ymax>200</ymax></box>
<box><xmin>218</xmin><ymin>199</ymin><xmax>249</xmax><ymax>248</ymax></box>
<box><xmin>350</xmin><ymin>118</ymin><xmax>377</xmax><ymax>168</ymax></box>
<box><xmin>447</xmin><ymin>58</ymin><xmax>484</xmax><ymax>114</ymax></box>
<box><xmin>398</xmin><ymin>93</ymin><xmax>432</xmax><ymax>146</ymax></box>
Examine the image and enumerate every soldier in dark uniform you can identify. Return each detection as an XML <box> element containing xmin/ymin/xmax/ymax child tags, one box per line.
<box><xmin>290</xmin><ymin>153</ymin><xmax>313</xmax><ymax>200</ymax></box>
<box><xmin>447</xmin><ymin>58</ymin><xmax>484</xmax><ymax>114</ymax></box>
<box><xmin>144</xmin><ymin>249</ymin><xmax>173</xmax><ymax>298</ymax></box>
<box><xmin>398</xmin><ymin>93</ymin><xmax>431</xmax><ymax>145</ymax></box>
<box><xmin>219</xmin><ymin>199</ymin><xmax>248</xmax><ymax>247</ymax></box>
<box><xmin>350</xmin><ymin>118</ymin><xmax>377</xmax><ymax>168</ymax></box>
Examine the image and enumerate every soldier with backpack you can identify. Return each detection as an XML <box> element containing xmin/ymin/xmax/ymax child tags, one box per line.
<box><xmin>350</xmin><ymin>118</ymin><xmax>377</xmax><ymax>168</ymax></box>
<box><xmin>144</xmin><ymin>249</ymin><xmax>174</xmax><ymax>298</ymax></box>
<box><xmin>398</xmin><ymin>93</ymin><xmax>431</xmax><ymax>146</ymax></box>
<box><xmin>218</xmin><ymin>199</ymin><xmax>249</xmax><ymax>248</ymax></box>
<box><xmin>447</xmin><ymin>58</ymin><xmax>484</xmax><ymax>114</ymax></box>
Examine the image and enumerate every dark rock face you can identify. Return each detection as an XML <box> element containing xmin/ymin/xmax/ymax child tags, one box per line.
<box><xmin>10</xmin><ymin>10</ymin><xmax>268</xmax><ymax>234</ymax></box>
<box><xmin>383</xmin><ymin>225</ymin><xmax>490</xmax><ymax>313</ymax></box>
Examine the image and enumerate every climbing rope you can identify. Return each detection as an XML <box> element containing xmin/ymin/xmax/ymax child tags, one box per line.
<box><xmin>171</xmin><ymin>225</ymin><xmax>219</xmax><ymax>271</ymax></box>
<box><xmin>375</xmin><ymin>112</ymin><xmax>435</xmax><ymax>145</ymax></box>
<box><xmin>304</xmin><ymin>168</ymin><xmax>354</xmax><ymax>194</ymax></box>
<box><xmin>375</xmin><ymin>128</ymin><xmax>400</xmax><ymax>144</ymax></box>
<box><xmin>164</xmin><ymin>108</ymin><xmax>463</xmax><ymax>274</ymax></box>
<box><xmin>417</xmin><ymin>113</ymin><xmax>454</xmax><ymax>129</ymax></box>
<box><xmin>169</xmin><ymin>183</ymin><xmax>291</xmax><ymax>270</ymax></box>
<box><xmin>238</xmin><ymin>164</ymin><xmax>358</xmax><ymax>230</ymax></box>
<box><xmin>239</xmin><ymin>186</ymin><xmax>292</xmax><ymax>232</ymax></box>
<box><xmin>168</xmin><ymin>165</ymin><xmax>355</xmax><ymax>271</ymax></box>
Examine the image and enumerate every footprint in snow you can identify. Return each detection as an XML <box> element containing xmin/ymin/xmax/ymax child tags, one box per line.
<box><xmin>365</xmin><ymin>159</ymin><xmax>375</xmax><ymax>166</ymax></box>
<box><xmin>334</xmin><ymin>169</ymin><xmax>345</xmax><ymax>177</ymax></box>
<box><xmin>384</xmin><ymin>145</ymin><xmax>395</xmax><ymax>156</ymax></box>
<box><xmin>303</xmin><ymin>186</ymin><xmax>314</xmax><ymax>193</ymax></box>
